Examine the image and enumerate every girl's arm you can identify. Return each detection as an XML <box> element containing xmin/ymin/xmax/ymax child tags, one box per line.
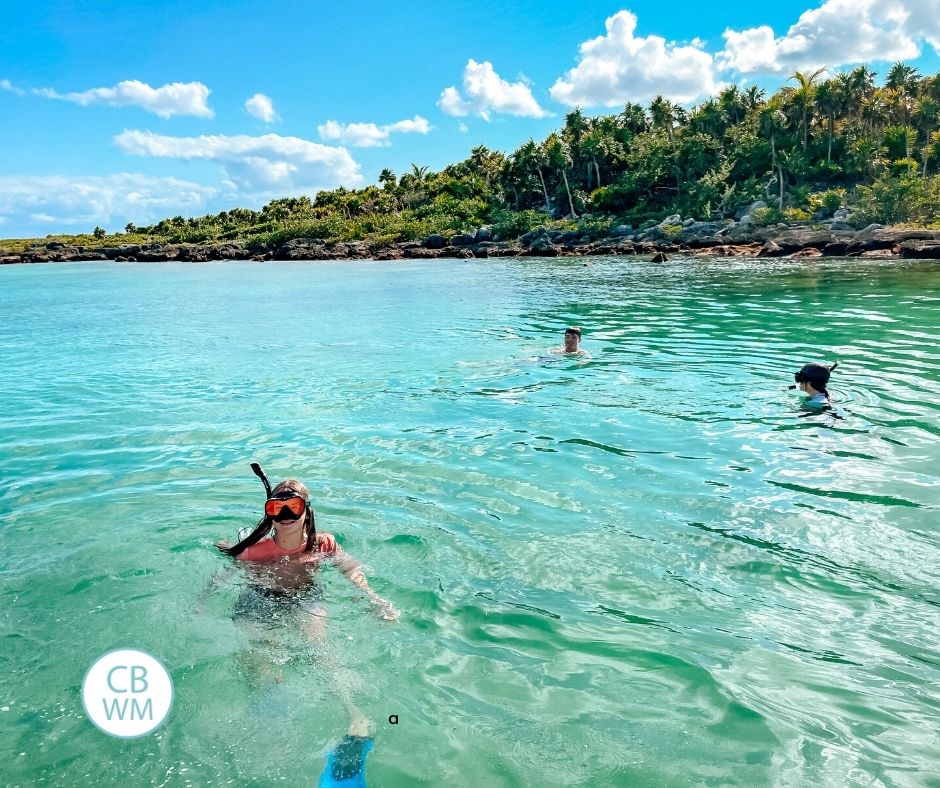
<box><xmin>330</xmin><ymin>548</ymin><xmax>398</xmax><ymax>621</ymax></box>
<box><xmin>193</xmin><ymin>563</ymin><xmax>237</xmax><ymax>613</ymax></box>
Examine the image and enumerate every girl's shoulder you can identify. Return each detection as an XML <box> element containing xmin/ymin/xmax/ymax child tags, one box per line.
<box><xmin>237</xmin><ymin>537</ymin><xmax>286</xmax><ymax>561</ymax></box>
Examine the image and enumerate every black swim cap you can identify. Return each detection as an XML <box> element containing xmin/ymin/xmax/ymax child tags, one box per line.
<box><xmin>795</xmin><ymin>362</ymin><xmax>833</xmax><ymax>390</ymax></box>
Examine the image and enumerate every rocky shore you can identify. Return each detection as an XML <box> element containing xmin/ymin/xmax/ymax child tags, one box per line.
<box><xmin>4</xmin><ymin>212</ymin><xmax>940</xmax><ymax>266</ymax></box>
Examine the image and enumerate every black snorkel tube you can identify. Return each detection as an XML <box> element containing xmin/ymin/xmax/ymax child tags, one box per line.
<box><xmin>249</xmin><ymin>461</ymin><xmax>317</xmax><ymax>539</ymax></box>
<box><xmin>250</xmin><ymin>461</ymin><xmax>272</xmax><ymax>498</ymax></box>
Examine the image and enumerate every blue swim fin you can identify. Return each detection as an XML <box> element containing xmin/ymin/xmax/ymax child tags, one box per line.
<box><xmin>318</xmin><ymin>735</ymin><xmax>373</xmax><ymax>788</ymax></box>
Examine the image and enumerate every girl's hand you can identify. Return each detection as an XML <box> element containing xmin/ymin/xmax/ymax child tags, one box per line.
<box><xmin>371</xmin><ymin>595</ymin><xmax>399</xmax><ymax>622</ymax></box>
<box><xmin>316</xmin><ymin>532</ymin><xmax>337</xmax><ymax>554</ymax></box>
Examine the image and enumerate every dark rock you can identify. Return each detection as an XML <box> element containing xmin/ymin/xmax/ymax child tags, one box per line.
<box><xmin>475</xmin><ymin>227</ymin><xmax>493</xmax><ymax>241</ymax></box>
<box><xmin>519</xmin><ymin>226</ymin><xmax>550</xmax><ymax>246</ymax></box>
<box><xmin>760</xmin><ymin>240</ymin><xmax>784</xmax><ymax>257</ymax></box>
<box><xmin>791</xmin><ymin>247</ymin><xmax>823</xmax><ymax>258</ymax></box>
<box><xmin>677</xmin><ymin>221</ymin><xmax>727</xmax><ymax>243</ymax></box>
<box><xmin>822</xmin><ymin>241</ymin><xmax>850</xmax><ymax>256</ymax></box>
<box><xmin>451</xmin><ymin>233</ymin><xmax>476</xmax><ymax>246</ymax></box>
<box><xmin>457</xmin><ymin>248</ymin><xmax>474</xmax><ymax>259</ymax></box>
<box><xmin>405</xmin><ymin>247</ymin><xmax>441</xmax><ymax>258</ymax></box>
<box><xmin>899</xmin><ymin>240</ymin><xmax>940</xmax><ymax>259</ymax></box>
<box><xmin>421</xmin><ymin>234</ymin><xmax>447</xmax><ymax>249</ymax></box>
<box><xmin>136</xmin><ymin>246</ymin><xmax>174</xmax><ymax>262</ymax></box>
<box><xmin>375</xmin><ymin>249</ymin><xmax>403</xmax><ymax>260</ymax></box>
<box><xmin>651</xmin><ymin>251</ymin><xmax>668</xmax><ymax>262</ymax></box>
<box><xmin>847</xmin><ymin>228</ymin><xmax>940</xmax><ymax>254</ymax></box>
<box><xmin>609</xmin><ymin>224</ymin><xmax>633</xmax><ymax>237</ymax></box>
<box><xmin>639</xmin><ymin>225</ymin><xmax>666</xmax><ymax>242</ymax></box>
<box><xmin>527</xmin><ymin>237</ymin><xmax>559</xmax><ymax>256</ymax></box>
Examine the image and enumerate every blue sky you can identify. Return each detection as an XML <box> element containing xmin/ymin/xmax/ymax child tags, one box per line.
<box><xmin>2</xmin><ymin>0</ymin><xmax>939</xmax><ymax>237</ymax></box>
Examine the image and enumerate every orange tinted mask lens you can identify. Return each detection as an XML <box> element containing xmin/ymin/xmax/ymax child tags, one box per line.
<box><xmin>264</xmin><ymin>496</ymin><xmax>306</xmax><ymax>518</ymax></box>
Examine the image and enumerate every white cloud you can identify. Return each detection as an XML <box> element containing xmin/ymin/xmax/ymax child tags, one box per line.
<box><xmin>32</xmin><ymin>80</ymin><xmax>213</xmax><ymax>118</ymax></box>
<box><xmin>114</xmin><ymin>130</ymin><xmax>362</xmax><ymax>195</ymax></box>
<box><xmin>457</xmin><ymin>121</ymin><xmax>469</xmax><ymax>134</ymax></box>
<box><xmin>317</xmin><ymin>115</ymin><xmax>431</xmax><ymax>147</ymax></box>
<box><xmin>718</xmin><ymin>0</ymin><xmax>938</xmax><ymax>74</ymax></box>
<box><xmin>245</xmin><ymin>93</ymin><xmax>279</xmax><ymax>123</ymax></box>
<box><xmin>1</xmin><ymin>78</ymin><xmax>25</xmax><ymax>96</ymax></box>
<box><xmin>550</xmin><ymin>11</ymin><xmax>722</xmax><ymax>107</ymax></box>
<box><xmin>0</xmin><ymin>174</ymin><xmax>217</xmax><ymax>232</ymax></box>
<box><xmin>438</xmin><ymin>59</ymin><xmax>549</xmax><ymax>120</ymax></box>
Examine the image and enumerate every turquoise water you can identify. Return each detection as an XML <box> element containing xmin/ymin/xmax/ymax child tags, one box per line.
<box><xmin>1</xmin><ymin>257</ymin><xmax>938</xmax><ymax>787</ymax></box>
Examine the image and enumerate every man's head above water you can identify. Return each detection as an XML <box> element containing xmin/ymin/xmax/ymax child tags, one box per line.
<box><xmin>563</xmin><ymin>326</ymin><xmax>582</xmax><ymax>353</ymax></box>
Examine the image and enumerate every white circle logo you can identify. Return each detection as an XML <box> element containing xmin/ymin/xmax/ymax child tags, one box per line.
<box><xmin>82</xmin><ymin>649</ymin><xmax>174</xmax><ymax>738</ymax></box>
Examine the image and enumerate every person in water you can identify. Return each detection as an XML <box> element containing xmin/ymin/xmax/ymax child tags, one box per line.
<box><xmin>562</xmin><ymin>326</ymin><xmax>582</xmax><ymax>354</ymax></box>
<box><xmin>794</xmin><ymin>361</ymin><xmax>838</xmax><ymax>409</ymax></box>
<box><xmin>215</xmin><ymin>477</ymin><xmax>398</xmax><ymax>623</ymax></box>
<box><xmin>209</xmin><ymin>473</ymin><xmax>394</xmax><ymax>785</ymax></box>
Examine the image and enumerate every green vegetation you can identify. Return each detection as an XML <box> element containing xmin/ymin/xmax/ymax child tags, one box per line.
<box><xmin>6</xmin><ymin>61</ymin><xmax>940</xmax><ymax>251</ymax></box>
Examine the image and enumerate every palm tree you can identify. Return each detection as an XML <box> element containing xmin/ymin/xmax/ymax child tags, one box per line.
<box><xmin>563</xmin><ymin>107</ymin><xmax>590</xmax><ymax>146</ymax></box>
<box><xmin>544</xmin><ymin>133</ymin><xmax>577</xmax><ymax>217</ymax></box>
<box><xmin>718</xmin><ymin>85</ymin><xmax>745</xmax><ymax>125</ymax></box>
<box><xmin>758</xmin><ymin>100</ymin><xmax>786</xmax><ymax>166</ymax></box>
<box><xmin>785</xmin><ymin>68</ymin><xmax>826</xmax><ymax>151</ymax></box>
<box><xmin>378</xmin><ymin>168</ymin><xmax>397</xmax><ymax>190</ymax></box>
<box><xmin>619</xmin><ymin>102</ymin><xmax>648</xmax><ymax>134</ymax></box>
<box><xmin>650</xmin><ymin>95</ymin><xmax>678</xmax><ymax>142</ymax></box>
<box><xmin>759</xmin><ymin>100</ymin><xmax>787</xmax><ymax>206</ymax></box>
<box><xmin>913</xmin><ymin>97</ymin><xmax>940</xmax><ymax>176</ymax></box>
<box><xmin>515</xmin><ymin>139</ymin><xmax>552</xmax><ymax>212</ymax></box>
<box><xmin>744</xmin><ymin>85</ymin><xmax>766</xmax><ymax>112</ymax></box>
<box><xmin>843</xmin><ymin>65</ymin><xmax>876</xmax><ymax>124</ymax></box>
<box><xmin>886</xmin><ymin>62</ymin><xmax>920</xmax><ymax>93</ymax></box>
<box><xmin>814</xmin><ymin>79</ymin><xmax>842</xmax><ymax>163</ymax></box>
<box><xmin>690</xmin><ymin>99</ymin><xmax>726</xmax><ymax>138</ymax></box>
<box><xmin>848</xmin><ymin>135</ymin><xmax>887</xmax><ymax>181</ymax></box>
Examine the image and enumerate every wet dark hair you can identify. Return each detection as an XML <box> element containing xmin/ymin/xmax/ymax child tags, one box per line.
<box><xmin>795</xmin><ymin>361</ymin><xmax>839</xmax><ymax>395</ymax></box>
<box><xmin>217</xmin><ymin>478</ymin><xmax>317</xmax><ymax>558</ymax></box>
<box><xmin>565</xmin><ymin>326</ymin><xmax>582</xmax><ymax>338</ymax></box>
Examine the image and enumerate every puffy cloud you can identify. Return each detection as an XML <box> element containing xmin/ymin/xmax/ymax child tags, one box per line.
<box><xmin>438</xmin><ymin>60</ymin><xmax>549</xmax><ymax>120</ymax></box>
<box><xmin>32</xmin><ymin>80</ymin><xmax>213</xmax><ymax>118</ymax></box>
<box><xmin>245</xmin><ymin>93</ymin><xmax>279</xmax><ymax>123</ymax></box>
<box><xmin>317</xmin><ymin>115</ymin><xmax>431</xmax><ymax>147</ymax></box>
<box><xmin>718</xmin><ymin>0</ymin><xmax>939</xmax><ymax>74</ymax></box>
<box><xmin>549</xmin><ymin>11</ymin><xmax>723</xmax><ymax>107</ymax></box>
<box><xmin>114</xmin><ymin>130</ymin><xmax>362</xmax><ymax>194</ymax></box>
<box><xmin>0</xmin><ymin>174</ymin><xmax>217</xmax><ymax>233</ymax></box>
<box><xmin>1</xmin><ymin>78</ymin><xmax>25</xmax><ymax>96</ymax></box>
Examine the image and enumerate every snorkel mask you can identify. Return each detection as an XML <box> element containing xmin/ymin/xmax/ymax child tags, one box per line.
<box><xmin>250</xmin><ymin>462</ymin><xmax>310</xmax><ymax>522</ymax></box>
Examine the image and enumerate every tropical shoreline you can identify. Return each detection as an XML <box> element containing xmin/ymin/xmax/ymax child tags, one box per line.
<box><xmin>4</xmin><ymin>219</ymin><xmax>940</xmax><ymax>265</ymax></box>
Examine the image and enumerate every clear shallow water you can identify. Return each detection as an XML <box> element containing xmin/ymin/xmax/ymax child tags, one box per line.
<box><xmin>0</xmin><ymin>256</ymin><xmax>938</xmax><ymax>787</ymax></box>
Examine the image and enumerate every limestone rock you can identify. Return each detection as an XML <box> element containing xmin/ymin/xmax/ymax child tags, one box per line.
<box><xmin>421</xmin><ymin>234</ymin><xmax>447</xmax><ymax>249</ymax></box>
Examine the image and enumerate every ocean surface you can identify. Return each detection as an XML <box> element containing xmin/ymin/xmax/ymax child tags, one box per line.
<box><xmin>0</xmin><ymin>256</ymin><xmax>938</xmax><ymax>787</ymax></box>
